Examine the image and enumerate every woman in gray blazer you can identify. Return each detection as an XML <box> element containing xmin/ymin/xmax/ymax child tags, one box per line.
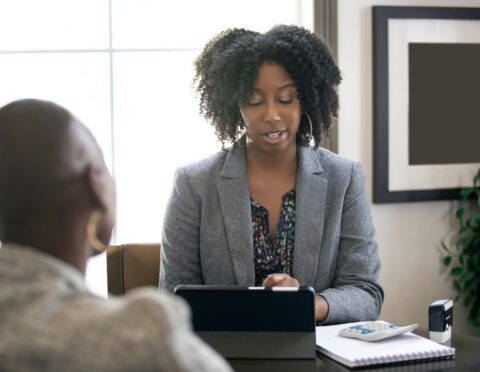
<box><xmin>160</xmin><ymin>25</ymin><xmax>383</xmax><ymax>324</ymax></box>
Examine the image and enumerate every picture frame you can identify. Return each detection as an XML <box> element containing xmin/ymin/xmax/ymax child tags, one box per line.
<box><xmin>372</xmin><ymin>6</ymin><xmax>480</xmax><ymax>203</ymax></box>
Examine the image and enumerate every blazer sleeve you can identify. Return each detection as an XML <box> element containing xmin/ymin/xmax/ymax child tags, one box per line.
<box><xmin>160</xmin><ymin>167</ymin><xmax>203</xmax><ymax>292</ymax></box>
<box><xmin>319</xmin><ymin>162</ymin><xmax>384</xmax><ymax>324</ymax></box>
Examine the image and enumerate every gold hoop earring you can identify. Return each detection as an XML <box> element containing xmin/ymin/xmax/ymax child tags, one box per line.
<box><xmin>233</xmin><ymin>122</ymin><xmax>245</xmax><ymax>146</ymax></box>
<box><xmin>304</xmin><ymin>113</ymin><xmax>313</xmax><ymax>142</ymax></box>
<box><xmin>87</xmin><ymin>211</ymin><xmax>108</xmax><ymax>252</ymax></box>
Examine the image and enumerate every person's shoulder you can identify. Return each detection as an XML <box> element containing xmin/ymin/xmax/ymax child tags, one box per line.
<box><xmin>302</xmin><ymin>146</ymin><xmax>366</xmax><ymax>191</ymax></box>
<box><xmin>116</xmin><ymin>288</ymin><xmax>191</xmax><ymax>328</ymax></box>
<box><xmin>107</xmin><ymin>289</ymin><xmax>232</xmax><ymax>371</ymax></box>
<box><xmin>81</xmin><ymin>289</ymin><xmax>232</xmax><ymax>371</ymax></box>
<box><xmin>80</xmin><ymin>289</ymin><xmax>191</xmax><ymax>347</ymax></box>
<box><xmin>308</xmin><ymin>146</ymin><xmax>358</xmax><ymax>172</ymax></box>
<box><xmin>178</xmin><ymin>148</ymin><xmax>228</xmax><ymax>180</ymax></box>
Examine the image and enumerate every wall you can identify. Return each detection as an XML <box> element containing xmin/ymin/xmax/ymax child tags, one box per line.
<box><xmin>337</xmin><ymin>0</ymin><xmax>480</xmax><ymax>336</ymax></box>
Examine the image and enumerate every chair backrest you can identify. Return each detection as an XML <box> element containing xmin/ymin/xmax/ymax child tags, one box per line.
<box><xmin>106</xmin><ymin>244</ymin><xmax>161</xmax><ymax>296</ymax></box>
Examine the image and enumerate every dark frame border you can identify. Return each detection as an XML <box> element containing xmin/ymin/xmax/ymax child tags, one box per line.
<box><xmin>372</xmin><ymin>6</ymin><xmax>480</xmax><ymax>203</ymax></box>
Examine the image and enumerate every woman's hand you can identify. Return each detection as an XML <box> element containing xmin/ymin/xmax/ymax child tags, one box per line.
<box><xmin>262</xmin><ymin>273</ymin><xmax>329</xmax><ymax>322</ymax></box>
<box><xmin>314</xmin><ymin>295</ymin><xmax>329</xmax><ymax>322</ymax></box>
<box><xmin>262</xmin><ymin>273</ymin><xmax>300</xmax><ymax>287</ymax></box>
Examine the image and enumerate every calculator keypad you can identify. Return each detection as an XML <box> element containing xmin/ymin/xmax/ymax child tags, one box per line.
<box><xmin>339</xmin><ymin>321</ymin><xmax>418</xmax><ymax>342</ymax></box>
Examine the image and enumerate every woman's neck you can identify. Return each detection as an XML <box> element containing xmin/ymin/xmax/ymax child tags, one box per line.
<box><xmin>245</xmin><ymin>142</ymin><xmax>297</xmax><ymax>176</ymax></box>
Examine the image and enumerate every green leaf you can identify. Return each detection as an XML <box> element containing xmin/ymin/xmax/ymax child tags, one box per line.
<box><xmin>464</xmin><ymin>295</ymin><xmax>474</xmax><ymax>307</ymax></box>
<box><xmin>467</xmin><ymin>315</ymin><xmax>479</xmax><ymax>328</ymax></box>
<box><xmin>461</xmin><ymin>187</ymin><xmax>474</xmax><ymax>199</ymax></box>
<box><xmin>466</xmin><ymin>218</ymin><xmax>475</xmax><ymax>230</ymax></box>
<box><xmin>459</xmin><ymin>271</ymin><xmax>475</xmax><ymax>284</ymax></box>
<box><xmin>474</xmin><ymin>171</ymin><xmax>480</xmax><ymax>186</ymax></box>
<box><xmin>472</xmin><ymin>305</ymin><xmax>480</xmax><ymax>319</ymax></box>
<box><xmin>456</xmin><ymin>235</ymin><xmax>475</xmax><ymax>249</ymax></box>
<box><xmin>464</xmin><ymin>277</ymin><xmax>477</xmax><ymax>291</ymax></box>
<box><xmin>456</xmin><ymin>207</ymin><xmax>465</xmax><ymax>221</ymax></box>
<box><xmin>459</xmin><ymin>254</ymin><xmax>464</xmax><ymax>265</ymax></box>
<box><xmin>454</xmin><ymin>279</ymin><xmax>462</xmax><ymax>292</ymax></box>
<box><xmin>451</xmin><ymin>267</ymin><xmax>463</xmax><ymax>276</ymax></box>
<box><xmin>473</xmin><ymin>254</ymin><xmax>480</xmax><ymax>270</ymax></box>
<box><xmin>460</xmin><ymin>187</ymin><xmax>473</xmax><ymax>199</ymax></box>
<box><xmin>467</xmin><ymin>235</ymin><xmax>476</xmax><ymax>249</ymax></box>
<box><xmin>467</xmin><ymin>258</ymin><xmax>476</xmax><ymax>272</ymax></box>
<box><xmin>473</xmin><ymin>236</ymin><xmax>480</xmax><ymax>248</ymax></box>
<box><xmin>443</xmin><ymin>256</ymin><xmax>452</xmax><ymax>266</ymax></box>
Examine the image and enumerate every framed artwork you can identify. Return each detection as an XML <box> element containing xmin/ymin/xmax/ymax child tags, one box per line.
<box><xmin>372</xmin><ymin>6</ymin><xmax>480</xmax><ymax>203</ymax></box>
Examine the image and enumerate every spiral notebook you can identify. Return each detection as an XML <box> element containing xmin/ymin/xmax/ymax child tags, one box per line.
<box><xmin>316</xmin><ymin>322</ymin><xmax>455</xmax><ymax>368</ymax></box>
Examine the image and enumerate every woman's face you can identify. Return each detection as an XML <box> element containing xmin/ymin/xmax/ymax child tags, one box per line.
<box><xmin>240</xmin><ymin>62</ymin><xmax>301</xmax><ymax>155</ymax></box>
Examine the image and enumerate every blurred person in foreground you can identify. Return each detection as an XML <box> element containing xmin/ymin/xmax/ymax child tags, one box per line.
<box><xmin>0</xmin><ymin>99</ymin><xmax>231</xmax><ymax>372</ymax></box>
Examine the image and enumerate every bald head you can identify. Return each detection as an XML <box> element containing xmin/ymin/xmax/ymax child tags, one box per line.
<box><xmin>0</xmin><ymin>99</ymin><xmax>107</xmax><ymax>239</ymax></box>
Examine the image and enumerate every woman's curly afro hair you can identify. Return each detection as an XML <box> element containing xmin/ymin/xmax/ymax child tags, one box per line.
<box><xmin>194</xmin><ymin>25</ymin><xmax>342</xmax><ymax>148</ymax></box>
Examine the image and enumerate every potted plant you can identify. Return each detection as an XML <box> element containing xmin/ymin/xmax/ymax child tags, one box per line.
<box><xmin>443</xmin><ymin>169</ymin><xmax>480</xmax><ymax>329</ymax></box>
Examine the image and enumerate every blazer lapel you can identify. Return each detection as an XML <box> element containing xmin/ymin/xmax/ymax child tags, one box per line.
<box><xmin>217</xmin><ymin>146</ymin><xmax>255</xmax><ymax>286</ymax></box>
<box><xmin>293</xmin><ymin>147</ymin><xmax>327</xmax><ymax>285</ymax></box>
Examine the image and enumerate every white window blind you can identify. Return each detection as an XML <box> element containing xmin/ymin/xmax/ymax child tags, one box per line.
<box><xmin>0</xmin><ymin>0</ymin><xmax>313</xmax><ymax>296</ymax></box>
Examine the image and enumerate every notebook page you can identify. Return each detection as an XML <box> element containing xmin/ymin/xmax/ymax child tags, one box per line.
<box><xmin>316</xmin><ymin>322</ymin><xmax>455</xmax><ymax>366</ymax></box>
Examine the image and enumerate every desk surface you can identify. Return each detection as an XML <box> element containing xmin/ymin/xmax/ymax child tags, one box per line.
<box><xmin>228</xmin><ymin>329</ymin><xmax>480</xmax><ymax>372</ymax></box>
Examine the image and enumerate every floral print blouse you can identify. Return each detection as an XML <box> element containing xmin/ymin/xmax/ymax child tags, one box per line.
<box><xmin>250</xmin><ymin>189</ymin><xmax>296</xmax><ymax>285</ymax></box>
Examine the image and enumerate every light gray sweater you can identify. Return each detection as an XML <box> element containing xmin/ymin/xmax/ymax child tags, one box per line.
<box><xmin>0</xmin><ymin>244</ymin><xmax>232</xmax><ymax>372</ymax></box>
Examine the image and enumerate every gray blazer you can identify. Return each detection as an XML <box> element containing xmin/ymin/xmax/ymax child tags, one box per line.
<box><xmin>160</xmin><ymin>145</ymin><xmax>384</xmax><ymax>324</ymax></box>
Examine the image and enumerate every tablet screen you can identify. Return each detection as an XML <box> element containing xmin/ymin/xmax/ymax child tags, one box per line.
<box><xmin>174</xmin><ymin>286</ymin><xmax>315</xmax><ymax>332</ymax></box>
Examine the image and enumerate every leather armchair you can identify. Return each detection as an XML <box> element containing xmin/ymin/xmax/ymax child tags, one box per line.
<box><xmin>106</xmin><ymin>244</ymin><xmax>161</xmax><ymax>296</ymax></box>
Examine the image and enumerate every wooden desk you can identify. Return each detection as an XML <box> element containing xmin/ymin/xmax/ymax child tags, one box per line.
<box><xmin>228</xmin><ymin>329</ymin><xmax>480</xmax><ymax>372</ymax></box>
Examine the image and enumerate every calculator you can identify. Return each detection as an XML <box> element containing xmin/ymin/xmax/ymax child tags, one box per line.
<box><xmin>339</xmin><ymin>321</ymin><xmax>418</xmax><ymax>342</ymax></box>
